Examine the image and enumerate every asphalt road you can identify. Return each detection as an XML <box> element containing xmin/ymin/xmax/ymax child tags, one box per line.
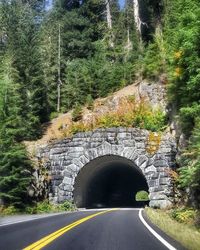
<box><xmin>0</xmin><ymin>209</ymin><xmax>185</xmax><ymax>250</ymax></box>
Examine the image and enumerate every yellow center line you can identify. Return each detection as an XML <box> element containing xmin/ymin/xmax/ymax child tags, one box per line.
<box><xmin>23</xmin><ymin>209</ymin><xmax>118</xmax><ymax>250</ymax></box>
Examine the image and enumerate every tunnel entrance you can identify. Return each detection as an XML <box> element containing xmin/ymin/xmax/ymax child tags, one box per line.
<box><xmin>73</xmin><ymin>155</ymin><xmax>149</xmax><ymax>208</ymax></box>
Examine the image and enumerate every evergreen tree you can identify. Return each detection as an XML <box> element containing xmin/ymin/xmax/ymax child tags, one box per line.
<box><xmin>0</xmin><ymin>54</ymin><xmax>32</xmax><ymax>208</ymax></box>
<box><xmin>1</xmin><ymin>0</ymin><xmax>49</xmax><ymax>139</ymax></box>
<box><xmin>165</xmin><ymin>0</ymin><xmax>200</xmax><ymax>134</ymax></box>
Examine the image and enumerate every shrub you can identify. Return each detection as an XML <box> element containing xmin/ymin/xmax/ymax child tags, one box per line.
<box><xmin>86</xmin><ymin>94</ymin><xmax>94</xmax><ymax>110</ymax></box>
<box><xmin>170</xmin><ymin>208</ymin><xmax>197</xmax><ymax>224</ymax></box>
<box><xmin>50</xmin><ymin>112</ymin><xmax>59</xmax><ymax>120</ymax></box>
<box><xmin>59</xmin><ymin>201</ymin><xmax>76</xmax><ymax>211</ymax></box>
<box><xmin>0</xmin><ymin>205</ymin><xmax>19</xmax><ymax>215</ymax></box>
<box><xmin>72</xmin><ymin>104</ymin><xmax>83</xmax><ymax>122</ymax></box>
<box><xmin>25</xmin><ymin>200</ymin><xmax>76</xmax><ymax>214</ymax></box>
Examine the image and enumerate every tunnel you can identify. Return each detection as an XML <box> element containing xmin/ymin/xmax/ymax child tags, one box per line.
<box><xmin>73</xmin><ymin>155</ymin><xmax>149</xmax><ymax>208</ymax></box>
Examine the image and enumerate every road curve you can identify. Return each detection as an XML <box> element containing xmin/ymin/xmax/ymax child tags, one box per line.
<box><xmin>0</xmin><ymin>209</ymin><xmax>185</xmax><ymax>250</ymax></box>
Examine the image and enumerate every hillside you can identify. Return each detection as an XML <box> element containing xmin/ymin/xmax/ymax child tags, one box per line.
<box><xmin>25</xmin><ymin>80</ymin><xmax>167</xmax><ymax>153</ymax></box>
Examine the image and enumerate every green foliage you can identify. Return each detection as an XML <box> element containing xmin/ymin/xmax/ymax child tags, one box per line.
<box><xmin>24</xmin><ymin>200</ymin><xmax>76</xmax><ymax>214</ymax></box>
<box><xmin>86</xmin><ymin>94</ymin><xmax>94</xmax><ymax>110</ymax></box>
<box><xmin>0</xmin><ymin>142</ymin><xmax>32</xmax><ymax>209</ymax></box>
<box><xmin>165</xmin><ymin>0</ymin><xmax>200</xmax><ymax>133</ymax></box>
<box><xmin>135</xmin><ymin>191</ymin><xmax>149</xmax><ymax>201</ymax></box>
<box><xmin>0</xmin><ymin>205</ymin><xmax>19</xmax><ymax>215</ymax></box>
<box><xmin>178</xmin><ymin>119</ymin><xmax>200</xmax><ymax>208</ymax></box>
<box><xmin>59</xmin><ymin>201</ymin><xmax>76</xmax><ymax>211</ymax></box>
<box><xmin>170</xmin><ymin>208</ymin><xmax>197</xmax><ymax>224</ymax></box>
<box><xmin>65</xmin><ymin>99</ymin><xmax>167</xmax><ymax>137</ymax></box>
<box><xmin>50</xmin><ymin>112</ymin><xmax>60</xmax><ymax>120</ymax></box>
<box><xmin>142</xmin><ymin>28</ymin><xmax>166</xmax><ymax>80</ymax></box>
<box><xmin>0</xmin><ymin>200</ymin><xmax>76</xmax><ymax>215</ymax></box>
<box><xmin>72</xmin><ymin>104</ymin><xmax>83</xmax><ymax>122</ymax></box>
<box><xmin>0</xmin><ymin>54</ymin><xmax>32</xmax><ymax>209</ymax></box>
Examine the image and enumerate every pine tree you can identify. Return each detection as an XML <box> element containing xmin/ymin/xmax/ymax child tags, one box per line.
<box><xmin>1</xmin><ymin>0</ymin><xmax>49</xmax><ymax>139</ymax></box>
<box><xmin>0</xmin><ymin>54</ymin><xmax>32</xmax><ymax>209</ymax></box>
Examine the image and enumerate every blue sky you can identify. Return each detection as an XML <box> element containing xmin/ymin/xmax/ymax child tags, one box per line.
<box><xmin>119</xmin><ymin>0</ymin><xmax>125</xmax><ymax>9</ymax></box>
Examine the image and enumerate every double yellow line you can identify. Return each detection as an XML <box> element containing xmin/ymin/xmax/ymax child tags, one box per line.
<box><xmin>23</xmin><ymin>209</ymin><xmax>117</xmax><ymax>250</ymax></box>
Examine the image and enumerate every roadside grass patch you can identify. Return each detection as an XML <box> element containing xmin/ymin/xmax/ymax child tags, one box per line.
<box><xmin>145</xmin><ymin>207</ymin><xmax>200</xmax><ymax>250</ymax></box>
<box><xmin>0</xmin><ymin>201</ymin><xmax>76</xmax><ymax>216</ymax></box>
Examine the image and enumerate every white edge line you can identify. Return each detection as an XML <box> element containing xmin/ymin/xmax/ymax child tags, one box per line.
<box><xmin>139</xmin><ymin>209</ymin><xmax>177</xmax><ymax>250</ymax></box>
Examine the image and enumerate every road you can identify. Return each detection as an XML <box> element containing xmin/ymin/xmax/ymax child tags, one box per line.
<box><xmin>0</xmin><ymin>209</ymin><xmax>185</xmax><ymax>250</ymax></box>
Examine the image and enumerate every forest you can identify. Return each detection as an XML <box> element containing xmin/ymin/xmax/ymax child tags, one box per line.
<box><xmin>0</xmin><ymin>0</ymin><xmax>199</xmax><ymax>215</ymax></box>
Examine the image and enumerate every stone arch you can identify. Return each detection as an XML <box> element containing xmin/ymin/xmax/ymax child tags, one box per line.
<box><xmin>73</xmin><ymin>154</ymin><xmax>149</xmax><ymax>208</ymax></box>
<box><xmin>40</xmin><ymin>128</ymin><xmax>177</xmax><ymax>208</ymax></box>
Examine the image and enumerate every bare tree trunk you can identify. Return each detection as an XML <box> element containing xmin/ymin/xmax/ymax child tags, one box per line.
<box><xmin>127</xmin><ymin>28</ymin><xmax>132</xmax><ymax>51</ymax></box>
<box><xmin>133</xmin><ymin>0</ymin><xmax>140</xmax><ymax>34</ymax></box>
<box><xmin>105</xmin><ymin>0</ymin><xmax>114</xmax><ymax>48</ymax></box>
<box><xmin>133</xmin><ymin>0</ymin><xmax>147</xmax><ymax>39</ymax></box>
<box><xmin>57</xmin><ymin>23</ymin><xmax>62</xmax><ymax>113</ymax></box>
<box><xmin>124</xmin><ymin>28</ymin><xmax>132</xmax><ymax>61</ymax></box>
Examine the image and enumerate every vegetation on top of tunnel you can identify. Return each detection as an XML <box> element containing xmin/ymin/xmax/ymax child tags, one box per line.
<box><xmin>62</xmin><ymin>97</ymin><xmax>167</xmax><ymax>138</ymax></box>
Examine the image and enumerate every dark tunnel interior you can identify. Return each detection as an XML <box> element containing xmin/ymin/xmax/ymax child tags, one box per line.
<box><xmin>73</xmin><ymin>155</ymin><xmax>149</xmax><ymax>208</ymax></box>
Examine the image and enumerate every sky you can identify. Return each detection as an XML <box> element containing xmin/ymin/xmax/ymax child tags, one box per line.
<box><xmin>119</xmin><ymin>0</ymin><xmax>125</xmax><ymax>9</ymax></box>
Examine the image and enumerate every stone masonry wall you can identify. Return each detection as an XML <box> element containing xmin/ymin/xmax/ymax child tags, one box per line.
<box><xmin>38</xmin><ymin>128</ymin><xmax>177</xmax><ymax>208</ymax></box>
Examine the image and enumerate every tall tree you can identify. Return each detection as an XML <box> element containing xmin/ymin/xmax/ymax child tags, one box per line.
<box><xmin>0</xmin><ymin>54</ymin><xmax>32</xmax><ymax>208</ymax></box>
<box><xmin>1</xmin><ymin>0</ymin><xmax>49</xmax><ymax>139</ymax></box>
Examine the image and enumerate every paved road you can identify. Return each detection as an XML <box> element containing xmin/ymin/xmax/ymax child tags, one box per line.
<box><xmin>0</xmin><ymin>209</ymin><xmax>185</xmax><ymax>250</ymax></box>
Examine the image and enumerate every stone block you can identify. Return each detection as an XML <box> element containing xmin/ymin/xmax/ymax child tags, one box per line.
<box><xmin>62</xmin><ymin>170</ymin><xmax>73</xmax><ymax>178</ymax></box>
<box><xmin>144</xmin><ymin>165</ymin><xmax>156</xmax><ymax>174</ymax></box>
<box><xmin>88</xmin><ymin>148</ymin><xmax>98</xmax><ymax>160</ymax></box>
<box><xmin>130</xmin><ymin>152</ymin><xmax>138</xmax><ymax>162</ymax></box>
<box><xmin>148</xmin><ymin>180</ymin><xmax>156</xmax><ymax>187</ymax></box>
<box><xmin>153</xmin><ymin>160</ymin><xmax>168</xmax><ymax>168</ymax></box>
<box><xmin>102</xmin><ymin>141</ymin><xmax>111</xmax><ymax>155</ymax></box>
<box><xmin>149</xmin><ymin>192</ymin><xmax>167</xmax><ymax>200</ymax></box>
<box><xmin>72</xmin><ymin>158</ymin><xmax>84</xmax><ymax>169</ymax></box>
<box><xmin>159</xmin><ymin>177</ymin><xmax>170</xmax><ymax>185</ymax></box>
<box><xmin>123</xmin><ymin>139</ymin><xmax>136</xmax><ymax>147</ymax></box>
<box><xmin>79</xmin><ymin>155</ymin><xmax>89</xmax><ymax>166</ymax></box>
<box><xmin>122</xmin><ymin>147</ymin><xmax>135</xmax><ymax>159</ymax></box>
<box><xmin>158</xmin><ymin>147</ymin><xmax>172</xmax><ymax>154</ymax></box>
<box><xmin>136</xmin><ymin>155</ymin><xmax>148</xmax><ymax>167</ymax></box>
<box><xmin>63</xmin><ymin>176</ymin><xmax>72</xmax><ymax>185</ymax></box>
<box><xmin>68</xmin><ymin>147</ymin><xmax>84</xmax><ymax>152</ymax></box>
<box><xmin>149</xmin><ymin>199</ymin><xmax>172</xmax><ymax>209</ymax></box>
<box><xmin>136</xmin><ymin>142</ymin><xmax>146</xmax><ymax>149</ymax></box>
<box><xmin>63</xmin><ymin>185</ymin><xmax>73</xmax><ymax>192</ymax></box>
<box><xmin>68</xmin><ymin>151</ymin><xmax>83</xmax><ymax>158</ymax></box>
<box><xmin>149</xmin><ymin>186</ymin><xmax>164</xmax><ymax>192</ymax></box>
<box><xmin>117</xmin><ymin>132</ymin><xmax>129</xmax><ymax>140</ymax></box>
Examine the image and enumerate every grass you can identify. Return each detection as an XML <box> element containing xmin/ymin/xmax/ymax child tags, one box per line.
<box><xmin>62</xmin><ymin>97</ymin><xmax>167</xmax><ymax>137</ymax></box>
<box><xmin>145</xmin><ymin>207</ymin><xmax>200</xmax><ymax>250</ymax></box>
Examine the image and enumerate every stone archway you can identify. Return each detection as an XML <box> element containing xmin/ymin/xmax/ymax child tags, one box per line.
<box><xmin>39</xmin><ymin>128</ymin><xmax>177</xmax><ymax>208</ymax></box>
<box><xmin>73</xmin><ymin>155</ymin><xmax>149</xmax><ymax>208</ymax></box>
